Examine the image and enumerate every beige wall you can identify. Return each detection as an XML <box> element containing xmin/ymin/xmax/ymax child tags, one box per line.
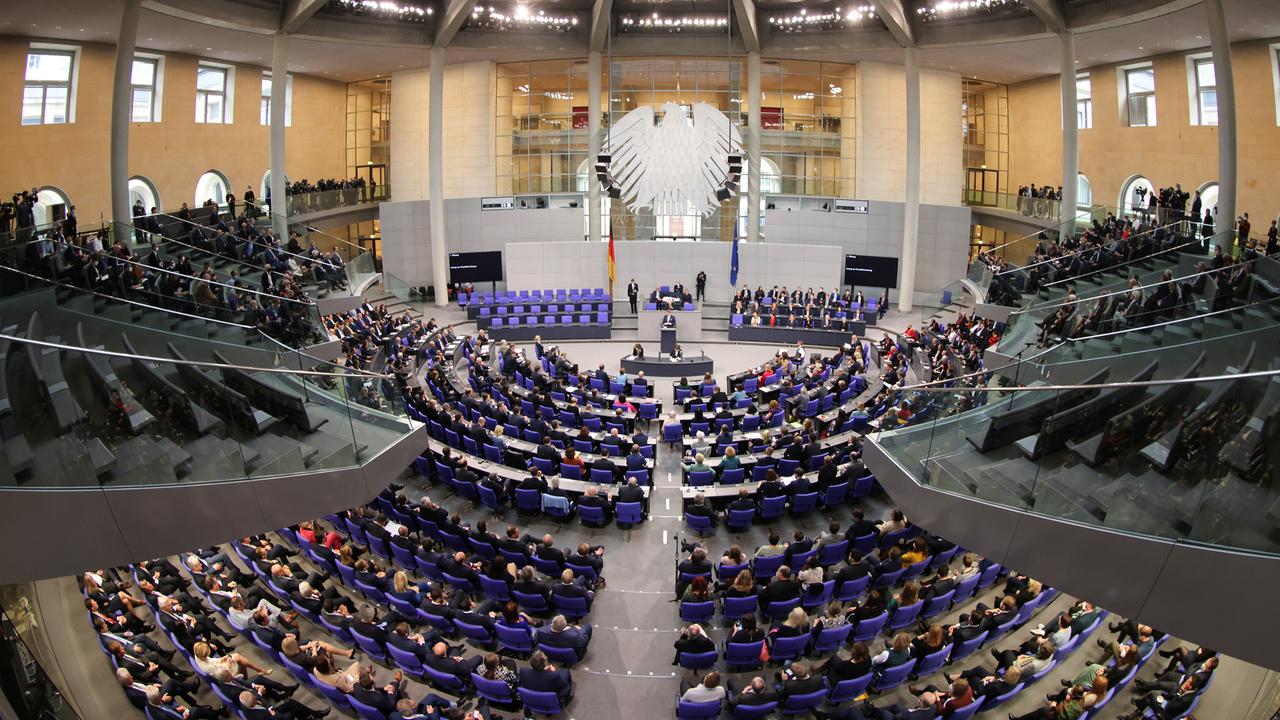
<box><xmin>390</xmin><ymin>61</ymin><xmax>497</xmax><ymax>202</ymax></box>
<box><xmin>1009</xmin><ymin>37</ymin><xmax>1280</xmax><ymax>220</ymax></box>
<box><xmin>856</xmin><ymin>61</ymin><xmax>964</xmax><ymax>205</ymax></box>
<box><xmin>0</xmin><ymin>36</ymin><xmax>346</xmax><ymax>227</ymax></box>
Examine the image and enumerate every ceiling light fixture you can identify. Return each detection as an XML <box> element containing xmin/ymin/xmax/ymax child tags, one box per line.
<box><xmin>618</xmin><ymin>14</ymin><xmax>730</xmax><ymax>32</ymax></box>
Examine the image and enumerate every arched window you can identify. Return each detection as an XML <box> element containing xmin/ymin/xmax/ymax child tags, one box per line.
<box><xmin>261</xmin><ymin>169</ymin><xmax>288</xmax><ymax>204</ymax></box>
<box><xmin>33</xmin><ymin>186</ymin><xmax>71</xmax><ymax>229</ymax></box>
<box><xmin>575</xmin><ymin>159</ymin><xmax>612</xmax><ymax>240</ymax></box>
<box><xmin>1119</xmin><ymin>175</ymin><xmax>1154</xmax><ymax>217</ymax></box>
<box><xmin>1076</xmin><ymin>173</ymin><xmax>1091</xmax><ymax>211</ymax></box>
<box><xmin>738</xmin><ymin>158</ymin><xmax>782</xmax><ymax>237</ymax></box>
<box><xmin>1196</xmin><ymin>181</ymin><xmax>1219</xmax><ymax>217</ymax></box>
<box><xmin>128</xmin><ymin>176</ymin><xmax>161</xmax><ymax>215</ymax></box>
<box><xmin>195</xmin><ymin>170</ymin><xmax>230</xmax><ymax>209</ymax></box>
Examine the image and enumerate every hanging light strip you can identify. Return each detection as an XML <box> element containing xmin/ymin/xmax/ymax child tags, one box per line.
<box><xmin>329</xmin><ymin>0</ymin><xmax>432</xmax><ymax>21</ymax></box>
<box><xmin>766</xmin><ymin>4</ymin><xmax>876</xmax><ymax>32</ymax></box>
<box><xmin>617</xmin><ymin>14</ymin><xmax>731</xmax><ymax>32</ymax></box>
<box><xmin>916</xmin><ymin>0</ymin><xmax>1024</xmax><ymax>24</ymax></box>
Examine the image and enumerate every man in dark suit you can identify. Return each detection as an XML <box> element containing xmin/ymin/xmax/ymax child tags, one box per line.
<box><xmin>661</xmin><ymin>312</ymin><xmax>677</xmax><ymax>329</ymax></box>
<box><xmin>786</xmin><ymin>470</ymin><xmax>812</xmax><ymax>502</ymax></box>
<box><xmin>1121</xmin><ymin>676</ymin><xmax>1201</xmax><ymax>720</ymax></box>
<box><xmin>625</xmin><ymin>445</ymin><xmax>647</xmax><ymax>473</ymax></box>
<box><xmin>919</xmin><ymin>564</ymin><xmax>957</xmax><ymax>601</ymax></box>
<box><xmin>683</xmin><ymin>492</ymin><xmax>716</xmax><ymax>527</ymax></box>
<box><xmin>549</xmin><ymin>569</ymin><xmax>593</xmax><ymax>610</ymax></box>
<box><xmin>782</xmin><ymin>531</ymin><xmax>814</xmax><ymax>566</ymax></box>
<box><xmin>350</xmin><ymin>670</ymin><xmax>407</xmax><ymax>715</ymax></box>
<box><xmin>423</xmin><ymin>642</ymin><xmax>483</xmax><ymax>679</ymax></box>
<box><xmin>386</xmin><ymin>622</ymin><xmax>434</xmax><ymax>661</ymax></box>
<box><xmin>758</xmin><ymin>567</ymin><xmax>801</xmax><ymax>606</ymax></box>
<box><xmin>577</xmin><ymin>485</ymin><xmax>612</xmax><ymax>523</ymax></box>
<box><xmin>590</xmin><ymin>448</ymin><xmax>617</xmax><ymax>482</ymax></box>
<box><xmin>536</xmin><ymin>615</ymin><xmax>593</xmax><ymax>661</ymax></box>
<box><xmin>518</xmin><ymin>651</ymin><xmax>574</xmax><ymax>705</ymax></box>
<box><xmin>627</xmin><ymin>279</ymin><xmax>640</xmax><ymax>314</ymax></box>
<box><xmin>775</xmin><ymin>662</ymin><xmax>825</xmax><ymax>701</ymax></box>
<box><xmin>534</xmin><ymin>438</ymin><xmax>561</xmax><ymax>473</ymax></box>
<box><xmin>844</xmin><ymin>509</ymin><xmax>879</xmax><ymax>541</ymax></box>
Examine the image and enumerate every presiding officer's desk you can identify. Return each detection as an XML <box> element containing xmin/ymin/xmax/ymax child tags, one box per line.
<box><xmin>638</xmin><ymin>307</ymin><xmax>703</xmax><ymax>342</ymax></box>
<box><xmin>621</xmin><ymin>354</ymin><xmax>714</xmax><ymax>378</ymax></box>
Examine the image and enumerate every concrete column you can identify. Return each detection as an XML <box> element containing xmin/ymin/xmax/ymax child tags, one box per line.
<box><xmin>898</xmin><ymin>47</ymin><xmax>920</xmax><ymax>313</ymax></box>
<box><xmin>747</xmin><ymin>52</ymin><xmax>761</xmax><ymax>244</ymax></box>
<box><xmin>429</xmin><ymin>45</ymin><xmax>449</xmax><ymax>306</ymax></box>
<box><xmin>587</xmin><ymin>51</ymin><xmax>602</xmax><ymax>243</ymax></box>
<box><xmin>1058</xmin><ymin>31</ymin><xmax>1078</xmax><ymax>236</ymax></box>
<box><xmin>269</xmin><ymin>33</ymin><xmax>289</xmax><ymax>240</ymax></box>
<box><xmin>110</xmin><ymin>0</ymin><xmax>141</xmax><ymax>242</ymax></box>
<box><xmin>1205</xmin><ymin>0</ymin><xmax>1236</xmax><ymax>252</ymax></box>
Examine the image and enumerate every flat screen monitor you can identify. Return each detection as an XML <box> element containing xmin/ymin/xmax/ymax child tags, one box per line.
<box><xmin>448</xmin><ymin>251</ymin><xmax>504</xmax><ymax>283</ymax></box>
<box><xmin>843</xmin><ymin>254</ymin><xmax>899</xmax><ymax>288</ymax></box>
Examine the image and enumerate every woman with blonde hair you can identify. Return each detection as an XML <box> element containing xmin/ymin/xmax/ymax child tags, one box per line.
<box><xmin>724</xmin><ymin>570</ymin><xmax>757</xmax><ymax>598</ymax></box>
<box><xmin>312</xmin><ymin>648</ymin><xmax>363</xmax><ymax>693</ymax></box>
<box><xmin>772</xmin><ymin>607</ymin><xmax>810</xmax><ymax>639</ymax></box>
<box><xmin>192</xmin><ymin>640</ymin><xmax>271</xmax><ymax>678</ymax></box>
<box><xmin>390</xmin><ymin>570</ymin><xmax>425</xmax><ymax>606</ymax></box>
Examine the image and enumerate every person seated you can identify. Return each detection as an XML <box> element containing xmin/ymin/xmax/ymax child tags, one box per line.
<box><xmin>549</xmin><ymin>568</ymin><xmax>594</xmax><ymax>610</ymax></box>
<box><xmin>727</xmin><ymin>675</ymin><xmax>776</xmax><ymax>710</ymax></box>
<box><xmin>774</xmin><ymin>662</ymin><xmax>824</xmax><ymax>701</ymax></box>
<box><xmin>682</xmin><ymin>671</ymin><xmax>728</xmax><ymax>704</ymax></box>
<box><xmin>537</xmin><ymin>614</ymin><xmax>593</xmax><ymax>662</ymax></box>
<box><xmin>518</xmin><ymin>651</ymin><xmax>574</xmax><ymax>706</ymax></box>
<box><xmin>758</xmin><ymin>568</ymin><xmax>802</xmax><ymax>607</ymax></box>
<box><xmin>673</xmin><ymin>623</ymin><xmax>716</xmax><ymax>664</ymax></box>
<box><xmin>871</xmin><ymin>633</ymin><xmax>915</xmax><ymax>670</ymax></box>
<box><xmin>1011</xmin><ymin>684</ymin><xmax>1094</xmax><ymax>720</ymax></box>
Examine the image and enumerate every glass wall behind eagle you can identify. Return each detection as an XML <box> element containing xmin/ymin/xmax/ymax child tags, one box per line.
<box><xmin>495</xmin><ymin>57</ymin><xmax>856</xmax><ymax>240</ymax></box>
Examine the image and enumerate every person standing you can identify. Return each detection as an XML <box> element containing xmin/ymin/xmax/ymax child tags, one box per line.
<box><xmin>627</xmin><ymin>279</ymin><xmax>639</xmax><ymax>314</ymax></box>
<box><xmin>1237</xmin><ymin>213</ymin><xmax>1251</xmax><ymax>258</ymax></box>
<box><xmin>695</xmin><ymin>271</ymin><xmax>707</xmax><ymax>302</ymax></box>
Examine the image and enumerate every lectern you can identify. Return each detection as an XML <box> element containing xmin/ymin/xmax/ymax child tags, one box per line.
<box><xmin>660</xmin><ymin>328</ymin><xmax>677</xmax><ymax>355</ymax></box>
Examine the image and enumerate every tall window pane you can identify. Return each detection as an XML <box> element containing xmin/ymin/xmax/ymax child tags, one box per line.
<box><xmin>1075</xmin><ymin>74</ymin><xmax>1092</xmax><ymax>130</ymax></box>
<box><xmin>1125</xmin><ymin>67</ymin><xmax>1156</xmax><ymax>127</ymax></box>
<box><xmin>196</xmin><ymin>64</ymin><xmax>228</xmax><ymax>123</ymax></box>
<box><xmin>23</xmin><ymin>50</ymin><xmax>74</xmax><ymax>125</ymax></box>
<box><xmin>130</xmin><ymin>57</ymin><xmax>159</xmax><ymax>122</ymax></box>
<box><xmin>1194</xmin><ymin>58</ymin><xmax>1217</xmax><ymax>126</ymax></box>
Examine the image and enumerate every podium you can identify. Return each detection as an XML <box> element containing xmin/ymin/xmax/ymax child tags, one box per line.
<box><xmin>660</xmin><ymin>328</ymin><xmax>677</xmax><ymax>355</ymax></box>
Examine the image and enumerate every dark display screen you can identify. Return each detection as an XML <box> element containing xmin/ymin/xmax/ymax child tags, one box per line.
<box><xmin>843</xmin><ymin>254</ymin><xmax>899</xmax><ymax>288</ymax></box>
<box><xmin>448</xmin><ymin>251</ymin><xmax>504</xmax><ymax>283</ymax></box>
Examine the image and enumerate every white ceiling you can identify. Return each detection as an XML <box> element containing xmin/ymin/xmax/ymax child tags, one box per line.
<box><xmin>0</xmin><ymin>0</ymin><xmax>1276</xmax><ymax>84</ymax></box>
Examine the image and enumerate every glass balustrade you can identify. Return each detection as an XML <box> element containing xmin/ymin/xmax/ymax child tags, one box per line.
<box><xmin>873</xmin><ymin>335</ymin><xmax>1280</xmax><ymax>557</ymax></box>
<box><xmin>0</xmin><ymin>333</ymin><xmax>413</xmax><ymax>489</ymax></box>
<box><xmin>283</xmin><ymin>183</ymin><xmax>389</xmax><ymax>216</ymax></box>
<box><xmin>0</xmin><ymin>598</ymin><xmax>78</xmax><ymax>720</ymax></box>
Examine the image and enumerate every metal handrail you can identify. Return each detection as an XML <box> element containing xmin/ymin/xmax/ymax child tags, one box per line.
<box><xmin>997</xmin><ymin>220</ymin><xmax>1188</xmax><ymax>278</ymax></box>
<box><xmin>0</xmin><ymin>257</ymin><xmax>380</xmax><ymax>374</ymax></box>
<box><xmin>887</xmin><ymin>366</ymin><xmax>1280</xmax><ymax>395</ymax></box>
<box><xmin>0</xmin><ymin>331</ymin><xmax>392</xmax><ymax>379</ymax></box>
<box><xmin>32</xmin><ymin>235</ymin><xmax>317</xmax><ymax>307</ymax></box>
<box><xmin>1052</xmin><ymin>293</ymin><xmax>1280</xmax><ymax>346</ymax></box>
<box><xmin>1012</xmin><ymin>250</ymin><xmax>1270</xmax><ymax>318</ymax></box>
<box><xmin>0</xmin><ymin>260</ymin><xmax>254</xmax><ymax>330</ymax></box>
<box><xmin>147</xmin><ymin>214</ymin><xmax>339</xmax><ymax>272</ymax></box>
